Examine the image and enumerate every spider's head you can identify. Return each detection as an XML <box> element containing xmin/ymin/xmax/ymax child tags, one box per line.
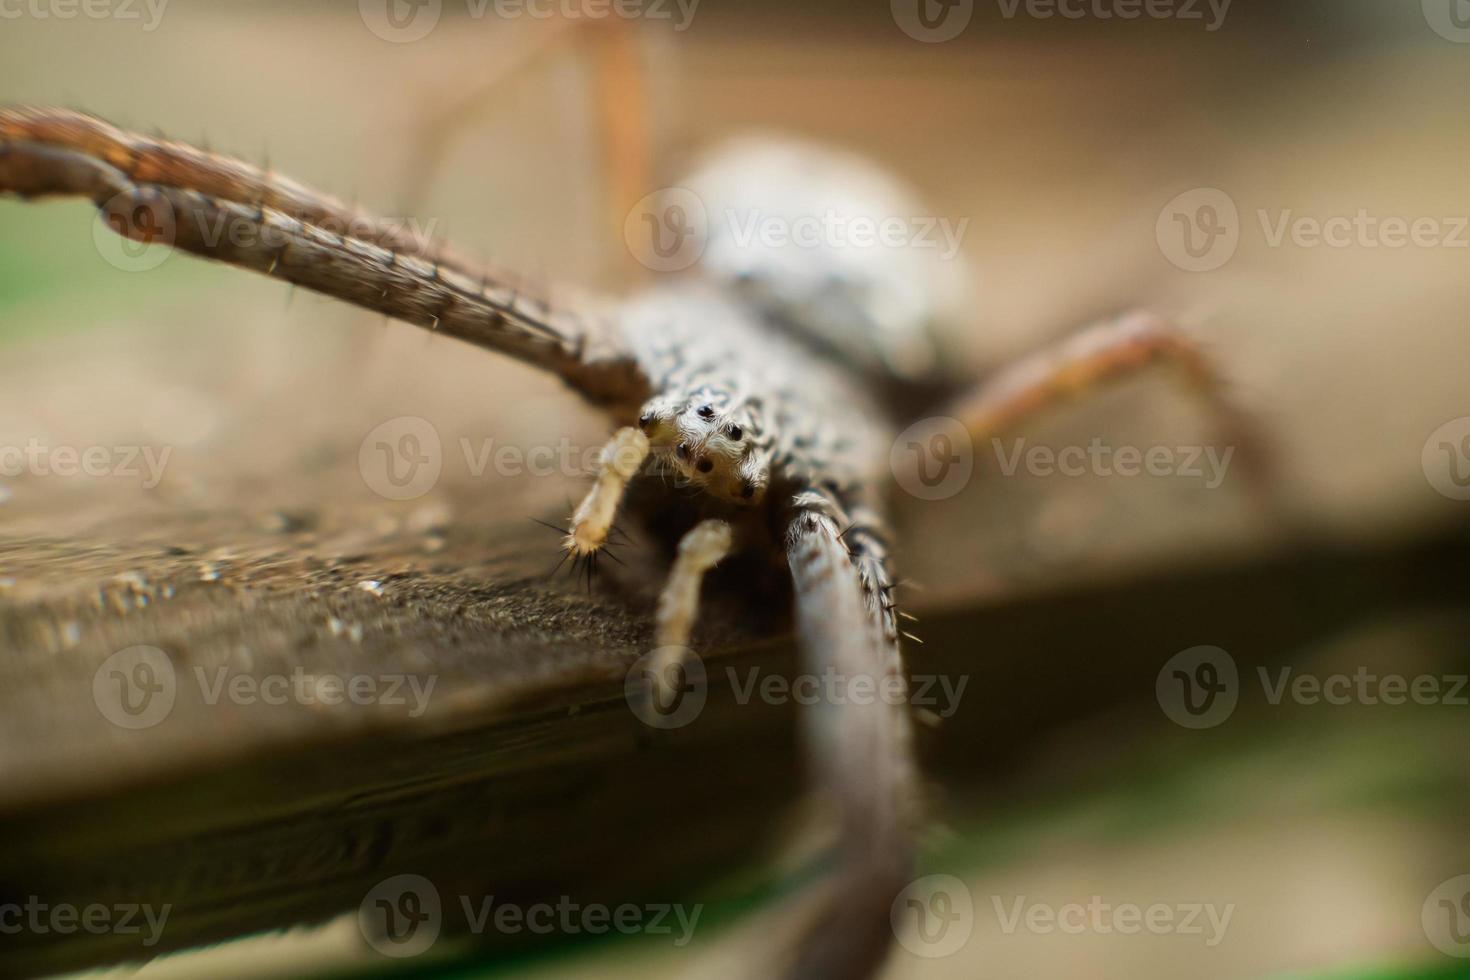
<box><xmin>638</xmin><ymin>392</ymin><xmax>769</xmax><ymax>506</ymax></box>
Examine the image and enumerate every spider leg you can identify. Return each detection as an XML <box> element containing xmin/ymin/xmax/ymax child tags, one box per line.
<box><xmin>944</xmin><ymin>310</ymin><xmax>1270</xmax><ymax>489</ymax></box>
<box><xmin>654</xmin><ymin>518</ymin><xmax>733</xmax><ymax>649</ymax></box>
<box><xmin>638</xmin><ymin>518</ymin><xmax>734</xmax><ymax>698</ymax></box>
<box><xmin>395</xmin><ymin>17</ymin><xmax>654</xmax><ymax>254</ymax></box>
<box><xmin>566</xmin><ymin>427</ymin><xmax>650</xmax><ymax>556</ymax></box>
<box><xmin>781</xmin><ymin>501</ymin><xmax>917</xmax><ymax>980</ymax></box>
<box><xmin>0</xmin><ymin>110</ymin><xmax>650</xmax><ymax>407</ymax></box>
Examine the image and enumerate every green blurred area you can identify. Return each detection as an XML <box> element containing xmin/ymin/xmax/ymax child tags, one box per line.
<box><xmin>0</xmin><ymin>201</ymin><xmax>214</xmax><ymax>343</ymax></box>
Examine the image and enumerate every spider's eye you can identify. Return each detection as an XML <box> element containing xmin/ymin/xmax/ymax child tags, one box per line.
<box><xmin>697</xmin><ymin>405</ymin><xmax>715</xmax><ymax>419</ymax></box>
<box><xmin>739</xmin><ymin>481</ymin><xmax>756</xmax><ymax>499</ymax></box>
<box><xmin>676</xmin><ymin>443</ymin><xmax>691</xmax><ymax>459</ymax></box>
<box><xmin>638</xmin><ymin>413</ymin><xmax>653</xmax><ymax>431</ymax></box>
<box><xmin>696</xmin><ymin>458</ymin><xmax>714</xmax><ymax>474</ymax></box>
<box><xmin>726</xmin><ymin>425</ymin><xmax>743</xmax><ymax>441</ymax></box>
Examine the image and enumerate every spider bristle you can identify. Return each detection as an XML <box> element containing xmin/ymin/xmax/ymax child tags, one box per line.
<box><xmin>546</xmin><ymin>548</ymin><xmax>573</xmax><ymax>579</ymax></box>
<box><xmin>899</xmin><ymin>611</ymin><xmax>920</xmax><ymax>623</ymax></box>
<box><xmin>529</xmin><ymin>517</ymin><xmax>568</xmax><ymax>536</ymax></box>
<box><xmin>901</xmin><ymin>631</ymin><xmax>925</xmax><ymax>646</ymax></box>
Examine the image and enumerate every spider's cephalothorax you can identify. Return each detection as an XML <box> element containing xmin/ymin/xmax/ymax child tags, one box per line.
<box><xmin>637</xmin><ymin>386</ymin><xmax>770</xmax><ymax>504</ymax></box>
<box><xmin>1</xmin><ymin>105</ymin><xmax>1264</xmax><ymax>980</ymax></box>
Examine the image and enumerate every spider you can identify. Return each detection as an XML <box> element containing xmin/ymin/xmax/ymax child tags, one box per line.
<box><xmin>0</xmin><ymin>104</ymin><xmax>1263</xmax><ymax>979</ymax></box>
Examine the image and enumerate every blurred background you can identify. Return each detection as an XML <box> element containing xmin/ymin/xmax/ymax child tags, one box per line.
<box><xmin>2</xmin><ymin>2</ymin><xmax>1469</xmax><ymax>978</ymax></box>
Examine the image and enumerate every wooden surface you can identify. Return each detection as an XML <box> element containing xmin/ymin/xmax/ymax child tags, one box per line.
<box><xmin>4</xmin><ymin>6</ymin><xmax>1470</xmax><ymax>978</ymax></box>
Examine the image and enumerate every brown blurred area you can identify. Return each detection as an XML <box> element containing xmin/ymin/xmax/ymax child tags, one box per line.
<box><xmin>2</xmin><ymin>2</ymin><xmax>1469</xmax><ymax>979</ymax></box>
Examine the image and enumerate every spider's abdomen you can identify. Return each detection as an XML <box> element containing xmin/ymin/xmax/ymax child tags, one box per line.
<box><xmin>676</xmin><ymin>136</ymin><xmax>967</xmax><ymax>387</ymax></box>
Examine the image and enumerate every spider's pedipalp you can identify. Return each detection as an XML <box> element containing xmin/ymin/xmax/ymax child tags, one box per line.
<box><xmin>566</xmin><ymin>427</ymin><xmax>649</xmax><ymax>556</ymax></box>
